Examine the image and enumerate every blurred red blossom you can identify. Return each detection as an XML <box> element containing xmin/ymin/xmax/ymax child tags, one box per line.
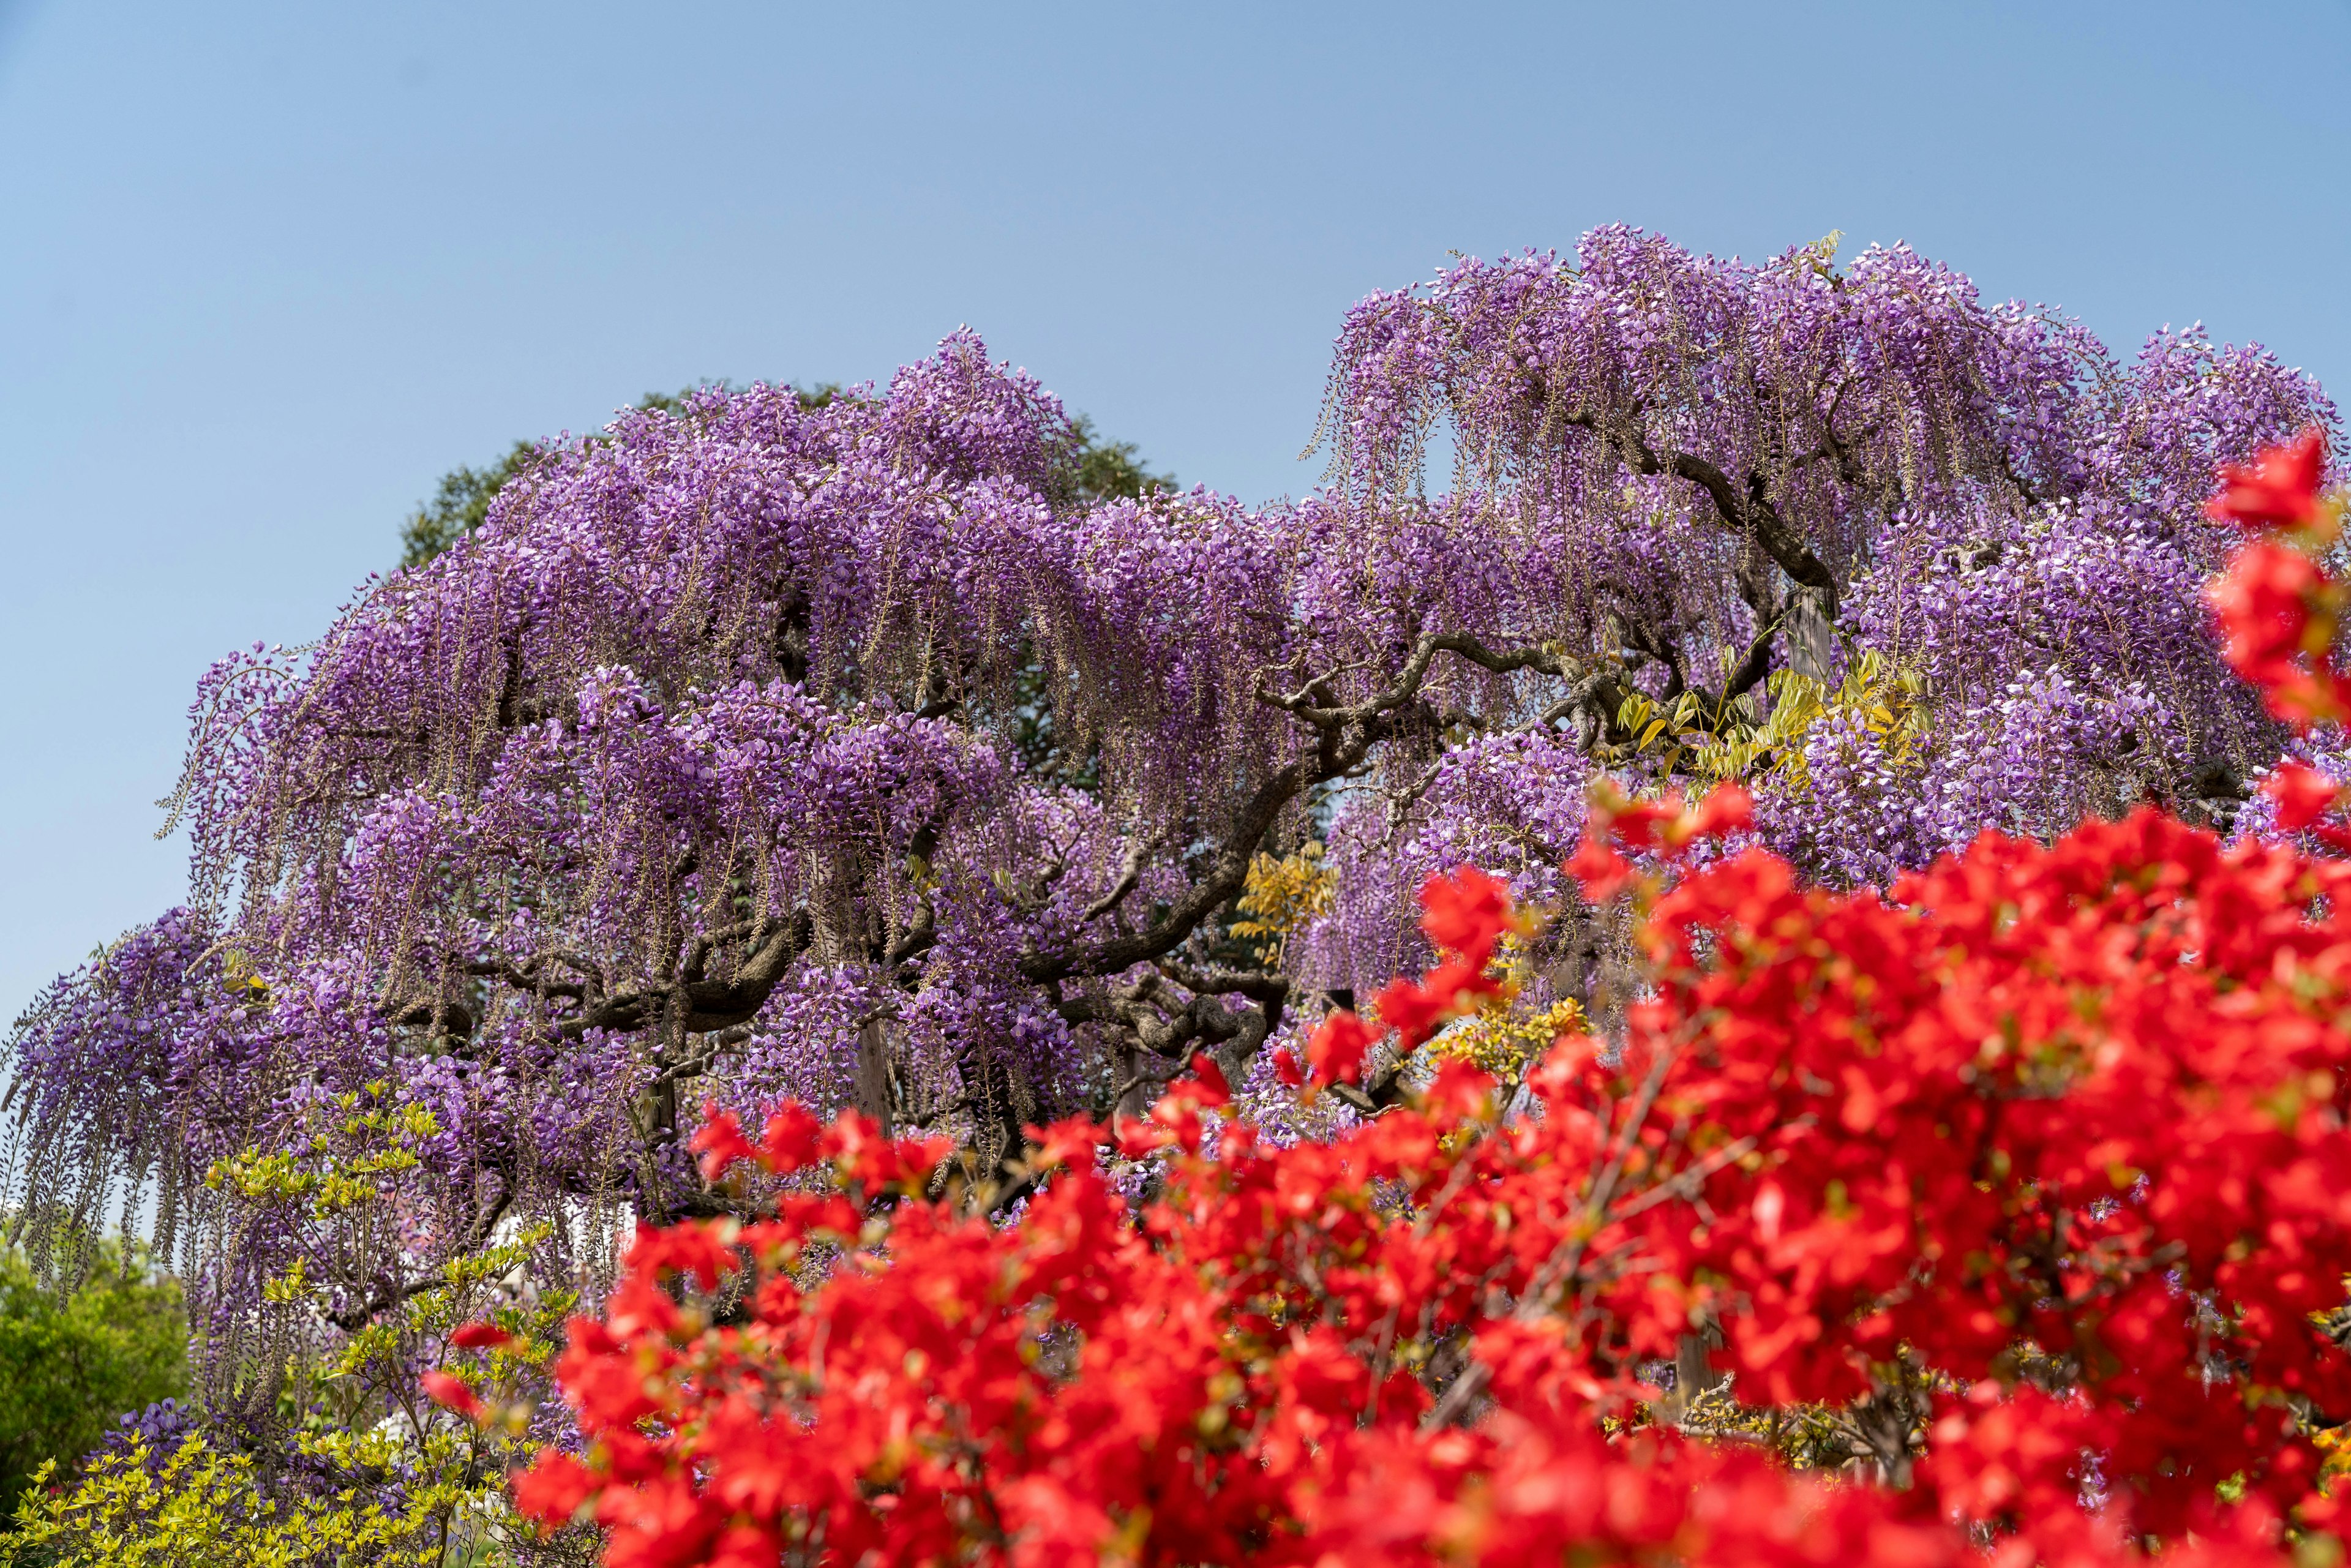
<box><xmin>438</xmin><ymin>439</ymin><xmax>2351</xmax><ymax>1568</ymax></box>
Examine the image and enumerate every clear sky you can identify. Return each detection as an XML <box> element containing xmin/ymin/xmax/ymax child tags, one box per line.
<box><xmin>0</xmin><ymin>0</ymin><xmax>2345</xmax><ymax>1021</ymax></box>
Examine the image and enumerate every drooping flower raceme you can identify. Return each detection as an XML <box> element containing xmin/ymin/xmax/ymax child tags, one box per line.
<box><xmin>463</xmin><ymin>433</ymin><xmax>2351</xmax><ymax>1568</ymax></box>
<box><xmin>2</xmin><ymin>239</ymin><xmax>2333</xmax><ymax>1485</ymax></box>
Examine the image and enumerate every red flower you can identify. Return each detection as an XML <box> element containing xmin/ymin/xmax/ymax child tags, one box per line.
<box><xmin>518</xmin><ymin>834</ymin><xmax>2351</xmax><ymax>1568</ymax></box>
<box><xmin>1564</xmin><ymin>833</ymin><xmax>1635</xmax><ymax>902</ymax></box>
<box><xmin>1371</xmin><ymin>976</ymin><xmax>1448</xmax><ymax>1052</ymax></box>
<box><xmin>757</xmin><ymin>1103</ymin><xmax>825</xmax><ymax>1171</ymax></box>
<box><xmin>2208</xmin><ymin>427</ymin><xmax>2331</xmax><ymax>532</ymax></box>
<box><xmin>1675</xmin><ymin>782</ymin><xmax>1755</xmax><ymax>844</ymax></box>
<box><xmin>420</xmin><ymin>1370</ymin><xmax>485</xmax><ymax>1421</ymax></box>
<box><xmin>2265</xmin><ymin>762</ymin><xmax>2342</xmax><ymax>831</ymax></box>
<box><xmin>625</xmin><ymin>1218</ymin><xmax>738</xmax><ymax>1291</ymax></box>
<box><xmin>689</xmin><ymin>1107</ymin><xmax>757</xmax><ymax>1179</ymax></box>
<box><xmin>1187</xmin><ymin>1051</ymin><xmax>1232</xmax><ymax>1105</ymax></box>
<box><xmin>511</xmin><ymin>1449</ymin><xmax>599</xmax><ymax>1524</ymax></box>
<box><xmin>1306</xmin><ymin>1010</ymin><xmax>1376</xmax><ymax>1084</ymax></box>
<box><xmin>449</xmin><ymin>1319</ymin><xmax>514</xmax><ymax>1351</ymax></box>
<box><xmin>2207</xmin><ymin>540</ymin><xmax>2351</xmax><ymax>727</ymax></box>
<box><xmin>1024</xmin><ymin>1116</ymin><xmax>1103</xmax><ymax>1175</ymax></box>
<box><xmin>1418</xmin><ymin>865</ymin><xmax>1512</xmax><ymax>958</ymax></box>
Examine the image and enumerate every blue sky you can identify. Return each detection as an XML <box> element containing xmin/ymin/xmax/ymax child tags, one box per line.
<box><xmin>0</xmin><ymin>0</ymin><xmax>2345</xmax><ymax>1018</ymax></box>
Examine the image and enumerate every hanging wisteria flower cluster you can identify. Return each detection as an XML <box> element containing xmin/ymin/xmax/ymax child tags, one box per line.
<box><xmin>2</xmin><ymin>229</ymin><xmax>2334</xmax><ymax>1467</ymax></box>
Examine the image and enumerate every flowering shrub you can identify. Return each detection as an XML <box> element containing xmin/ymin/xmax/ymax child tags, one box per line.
<box><xmin>15</xmin><ymin>234</ymin><xmax>2331</xmax><ymax>1463</ymax></box>
<box><xmin>436</xmin><ymin>435</ymin><xmax>2351</xmax><ymax>1567</ymax></box>
<box><xmin>2208</xmin><ymin>430</ymin><xmax>2351</xmax><ymax>733</ymax></box>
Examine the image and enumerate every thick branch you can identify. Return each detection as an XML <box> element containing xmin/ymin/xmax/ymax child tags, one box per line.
<box><xmin>1022</xmin><ymin>626</ymin><xmax>1504</xmax><ymax>985</ymax></box>
<box><xmin>550</xmin><ymin>910</ymin><xmax>814</xmax><ymax>1040</ymax></box>
<box><xmin>1559</xmin><ymin>405</ymin><xmax>1839</xmax><ymax>605</ymax></box>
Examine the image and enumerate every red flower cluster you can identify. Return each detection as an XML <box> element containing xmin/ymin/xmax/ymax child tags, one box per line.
<box><xmin>2208</xmin><ymin>429</ymin><xmax>2333</xmax><ymax>535</ymax></box>
<box><xmin>1301</xmin><ymin>865</ymin><xmax>1519</xmax><ymax>1083</ymax></box>
<box><xmin>2207</xmin><ymin>427</ymin><xmax>2350</xmax><ymax>730</ymax></box>
<box><xmin>474</xmin><ymin>799</ymin><xmax>2351</xmax><ymax>1567</ymax></box>
<box><xmin>1632</xmin><ymin>808</ymin><xmax>2351</xmax><ymax>1556</ymax></box>
<box><xmin>443</xmin><ymin>435</ymin><xmax>2351</xmax><ymax>1566</ymax></box>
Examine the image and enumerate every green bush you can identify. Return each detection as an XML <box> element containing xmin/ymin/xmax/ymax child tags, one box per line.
<box><xmin>0</xmin><ymin>1242</ymin><xmax>186</xmax><ymax>1517</ymax></box>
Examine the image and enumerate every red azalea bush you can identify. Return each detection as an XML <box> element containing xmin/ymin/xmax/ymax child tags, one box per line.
<box><xmin>436</xmin><ymin>436</ymin><xmax>2351</xmax><ymax>1566</ymax></box>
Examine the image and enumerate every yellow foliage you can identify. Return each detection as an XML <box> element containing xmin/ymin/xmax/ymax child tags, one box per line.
<box><xmin>1231</xmin><ymin>844</ymin><xmax>1336</xmax><ymax>967</ymax></box>
<box><xmin>0</xmin><ymin>1433</ymin><xmax>459</xmax><ymax>1567</ymax></box>
<box><xmin>1430</xmin><ymin>997</ymin><xmax>1587</xmax><ymax>1077</ymax></box>
<box><xmin>1605</xmin><ymin>651</ymin><xmax>1930</xmax><ymax>794</ymax></box>
<box><xmin>220</xmin><ymin>949</ymin><xmax>269</xmax><ymax>1004</ymax></box>
<box><xmin>2315</xmin><ymin>1418</ymin><xmax>2351</xmax><ymax>1490</ymax></box>
<box><xmin>205</xmin><ymin>1079</ymin><xmax>440</xmax><ymax>1220</ymax></box>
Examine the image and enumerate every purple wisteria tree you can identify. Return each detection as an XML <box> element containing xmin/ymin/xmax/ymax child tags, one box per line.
<box><xmin>6</xmin><ymin>228</ymin><xmax>2334</xmax><ymax>1442</ymax></box>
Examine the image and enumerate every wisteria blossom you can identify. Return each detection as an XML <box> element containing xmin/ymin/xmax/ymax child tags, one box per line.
<box><xmin>4</xmin><ymin>233</ymin><xmax>2334</xmax><ymax>1441</ymax></box>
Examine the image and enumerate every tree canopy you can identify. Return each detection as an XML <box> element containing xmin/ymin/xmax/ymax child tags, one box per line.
<box><xmin>4</xmin><ymin>227</ymin><xmax>2344</xmax><ymax>1566</ymax></box>
<box><xmin>399</xmin><ymin>388</ymin><xmax>1166</xmax><ymax>569</ymax></box>
<box><xmin>0</xmin><ymin>1237</ymin><xmax>185</xmax><ymax>1516</ymax></box>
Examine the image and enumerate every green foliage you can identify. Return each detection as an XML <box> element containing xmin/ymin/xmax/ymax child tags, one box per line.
<box><xmin>204</xmin><ymin>1080</ymin><xmax>573</xmax><ymax>1446</ymax></box>
<box><xmin>0</xmin><ymin>1086</ymin><xmax>587</xmax><ymax>1565</ymax></box>
<box><xmin>1059</xmin><ymin>413</ymin><xmax>1176</xmax><ymax>506</ymax></box>
<box><xmin>397</xmin><ymin>441</ymin><xmax>538</xmax><ymax>571</ymax></box>
<box><xmin>0</xmin><ymin>1241</ymin><xmax>186</xmax><ymax>1520</ymax></box>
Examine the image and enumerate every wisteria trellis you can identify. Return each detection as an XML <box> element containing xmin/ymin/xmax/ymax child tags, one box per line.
<box><xmin>6</xmin><ymin>227</ymin><xmax>2334</xmax><ymax>1430</ymax></box>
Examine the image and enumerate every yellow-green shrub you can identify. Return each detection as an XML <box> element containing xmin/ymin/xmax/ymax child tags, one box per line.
<box><xmin>0</xmin><ymin>1429</ymin><xmax>507</xmax><ymax>1567</ymax></box>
